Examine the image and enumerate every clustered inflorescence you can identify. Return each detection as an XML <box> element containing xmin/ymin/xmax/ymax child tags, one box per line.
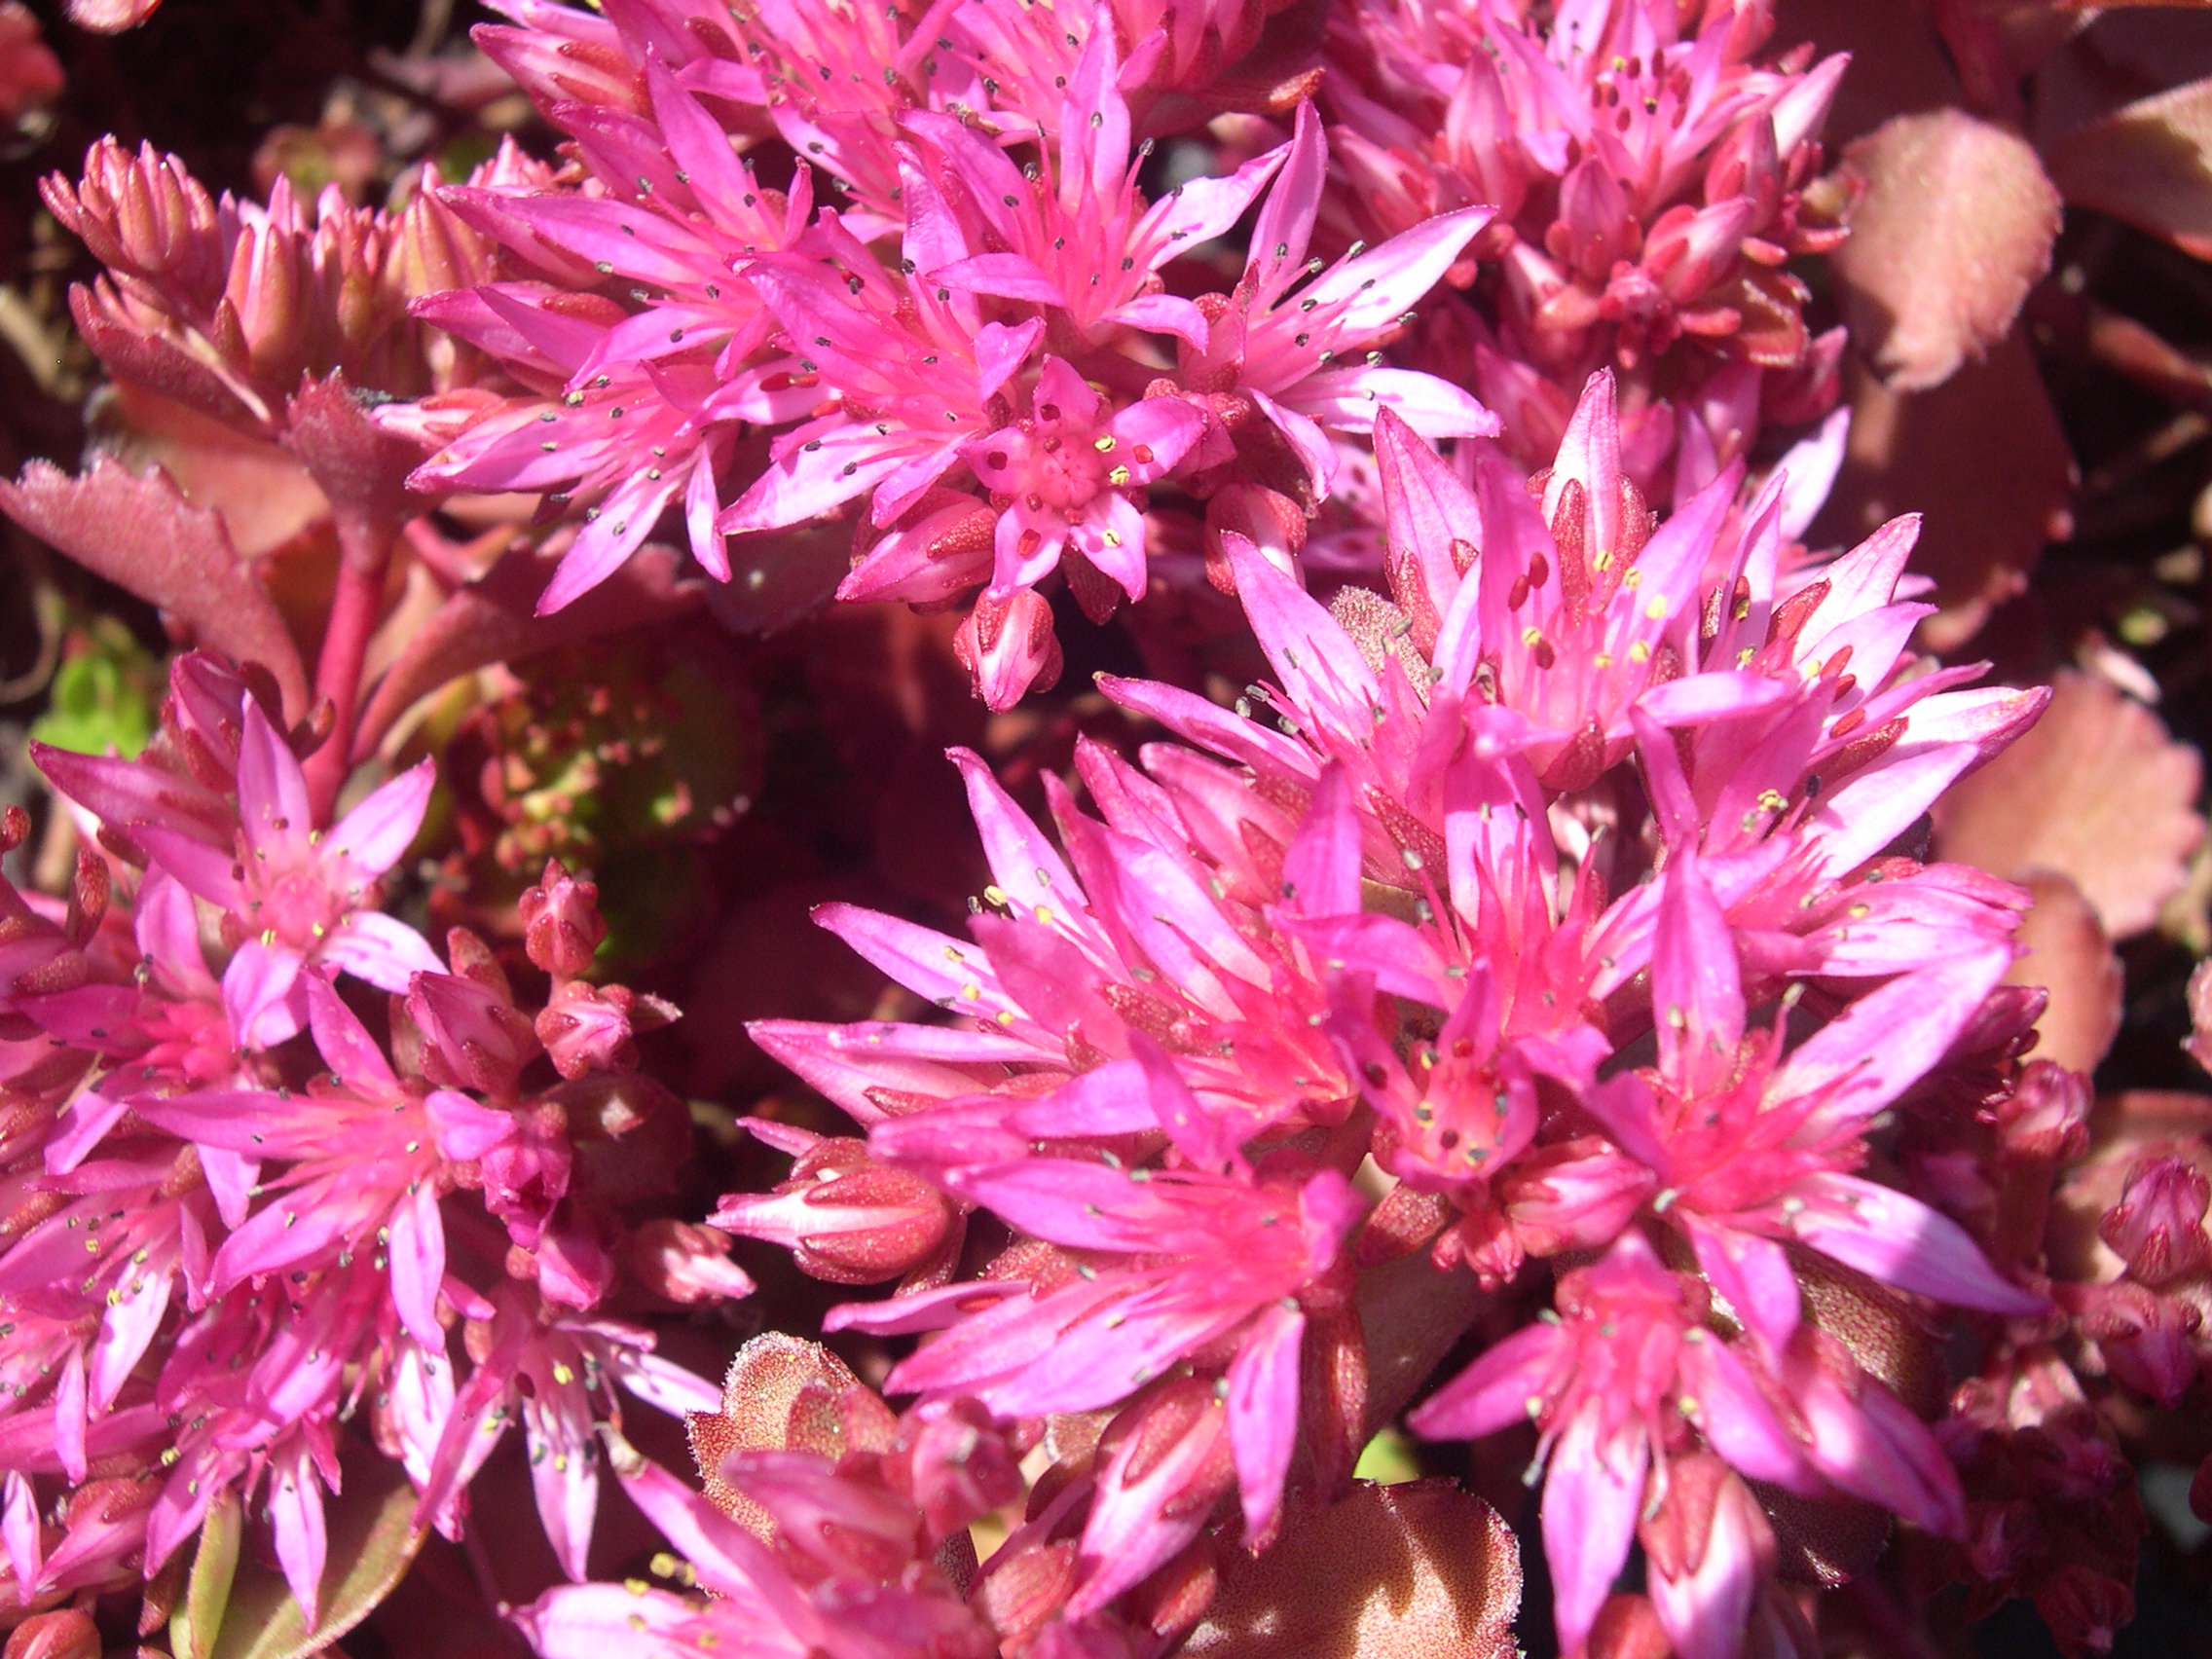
<box><xmin>2</xmin><ymin>3</ymin><xmax>2209</xmax><ymax>1659</ymax></box>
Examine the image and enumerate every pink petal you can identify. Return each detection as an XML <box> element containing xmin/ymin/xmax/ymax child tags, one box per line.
<box><xmin>54</xmin><ymin>1349</ymin><xmax>87</xmax><ymax>1485</ymax></box>
<box><xmin>237</xmin><ymin>701</ymin><xmax>313</xmax><ymax>856</ymax></box>
<box><xmin>3</xmin><ymin>1471</ymin><xmax>40</xmax><ymax>1594</ymax></box>
<box><xmin>1679</xmin><ymin>1214</ymin><xmax>1800</xmax><ymax>1357</ymax></box>
<box><xmin>1543</xmin><ymin>1411</ymin><xmax>1647</xmax><ymax>1657</ymax></box>
<box><xmin>327</xmin><ymin>758</ymin><xmax>434</xmax><ymax>877</ymax></box>
<box><xmin>387</xmin><ymin>1182</ymin><xmax>448</xmax><ymax>1349</ymax></box>
<box><xmin>269</xmin><ymin>1445</ymin><xmax>329</xmax><ymax>1632</ymax></box>
<box><xmin>319</xmin><ymin>910</ymin><xmax>442</xmax><ymax>992</ymax></box>
<box><xmin>1773</xmin><ymin>946</ymin><xmax>2012</xmax><ymax>1142</ymax></box>
<box><xmin>1408</xmin><ymin>1322</ymin><xmax>1566</xmax><ymax>1441</ymax></box>
<box><xmin>1782</xmin><ymin>1172</ymin><xmax>2046</xmax><ymax>1314</ymax></box>
<box><xmin>221</xmin><ymin>940</ymin><xmax>306</xmax><ymax>1050</ymax></box>
<box><xmin>1654</xmin><ymin>853</ymin><xmax>1744</xmax><ymax>1098</ymax></box>
<box><xmin>1226</xmin><ymin>1301</ymin><xmax>1305</xmax><ymax>1546</ymax></box>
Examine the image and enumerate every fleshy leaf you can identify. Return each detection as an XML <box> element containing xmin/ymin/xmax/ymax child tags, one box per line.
<box><xmin>0</xmin><ymin>459</ymin><xmax>309</xmax><ymax>719</ymax></box>
<box><xmin>203</xmin><ymin>1454</ymin><xmax>421</xmax><ymax>1659</ymax></box>
<box><xmin>1933</xmin><ymin>671</ymin><xmax>2205</xmax><ymax>939</ymax></box>
<box><xmin>1832</xmin><ymin>110</ymin><xmax>2061</xmax><ymax>391</ymax></box>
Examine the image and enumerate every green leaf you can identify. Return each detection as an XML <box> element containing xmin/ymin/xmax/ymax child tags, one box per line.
<box><xmin>171</xmin><ymin>1490</ymin><xmax>243</xmax><ymax>1659</ymax></box>
<box><xmin>29</xmin><ymin>621</ymin><xmax>159</xmax><ymax>760</ymax></box>
<box><xmin>203</xmin><ymin>1455</ymin><xmax>423</xmax><ymax>1659</ymax></box>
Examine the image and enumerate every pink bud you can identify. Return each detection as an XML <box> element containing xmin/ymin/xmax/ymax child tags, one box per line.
<box><xmin>2035</xmin><ymin>1564</ymin><xmax>2135</xmax><ymax>1659</ymax></box>
<box><xmin>627</xmin><ymin>1219</ymin><xmax>756</xmax><ymax>1305</ymax></box>
<box><xmin>711</xmin><ymin>1136</ymin><xmax>960</xmax><ymax>1285</ymax></box>
<box><xmin>1068</xmin><ymin>1379</ymin><xmax>1237</xmax><ymax>1619</ymax></box>
<box><xmin>1586</xmin><ymin>1596</ymin><xmax>1674</xmax><ymax>1659</ymax></box>
<box><xmin>895</xmin><ymin>1399</ymin><xmax>1023</xmax><ymax>1547</ymax></box>
<box><xmin>2073</xmin><ymin>1280</ymin><xmax>2202</xmax><ymax>1406</ymax></box>
<box><xmin>1641</xmin><ymin>1454</ymin><xmax>1777</xmax><ymax>1659</ymax></box>
<box><xmin>840</xmin><ymin>487</ymin><xmax>998</xmax><ymax>606</ymax></box>
<box><xmin>1548</xmin><ymin>158</ymin><xmax>1638</xmax><ymax>283</ymax></box>
<box><xmin>954</xmin><ymin>588</ymin><xmax>1062</xmax><ymax>711</ymax></box>
<box><xmin>1988</xmin><ymin>1060</ymin><xmax>2092</xmax><ymax>1164</ymax></box>
<box><xmin>1202</xmin><ymin>488</ymin><xmax>1307</xmax><ymax>591</ymax></box>
<box><xmin>521</xmin><ymin>860</ymin><xmax>609</xmax><ymax>979</ymax></box>
<box><xmin>1500</xmin><ymin>1137</ymin><xmax>1657</xmax><ymax>1257</ymax></box>
<box><xmin>1643</xmin><ymin>197</ymin><xmax>1761</xmax><ymax>305</ymax></box>
<box><xmin>2</xmin><ymin>1611</ymin><xmax>99</xmax><ymax>1659</ymax></box>
<box><xmin>407</xmin><ymin>970</ymin><xmax>539</xmax><ymax>1098</ymax></box>
<box><xmin>2099</xmin><ymin>1155</ymin><xmax>2212</xmax><ymax>1286</ymax></box>
<box><xmin>536</xmin><ymin>980</ymin><xmax>676</xmax><ymax>1079</ymax></box>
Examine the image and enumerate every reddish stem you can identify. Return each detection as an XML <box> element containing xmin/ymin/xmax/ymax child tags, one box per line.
<box><xmin>302</xmin><ymin>555</ymin><xmax>384</xmax><ymax>824</ymax></box>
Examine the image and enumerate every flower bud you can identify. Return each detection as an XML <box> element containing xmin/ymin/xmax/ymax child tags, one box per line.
<box><xmin>407</xmin><ymin>970</ymin><xmax>538</xmax><ymax>1099</ymax></box>
<box><xmin>536</xmin><ymin>980</ymin><xmax>676</xmax><ymax>1079</ymax></box>
<box><xmin>626</xmin><ymin>1219</ymin><xmax>756</xmax><ymax>1305</ymax></box>
<box><xmin>954</xmin><ymin>588</ymin><xmax>1062</xmax><ymax>711</ymax></box>
<box><xmin>896</xmin><ymin>1399</ymin><xmax>1023</xmax><ymax>1547</ymax></box>
<box><xmin>1987</xmin><ymin>1059</ymin><xmax>2092</xmax><ymax>1165</ymax></box>
<box><xmin>2098</xmin><ymin>1155</ymin><xmax>2212</xmax><ymax>1286</ymax></box>
<box><xmin>1067</xmin><ymin>1379</ymin><xmax>1236</xmax><ymax>1619</ymax></box>
<box><xmin>1641</xmin><ymin>1454</ymin><xmax>1777</xmax><ymax>1659</ymax></box>
<box><xmin>520</xmin><ymin>860</ymin><xmax>608</xmax><ymax>980</ymax></box>
<box><xmin>2</xmin><ymin>1610</ymin><xmax>99</xmax><ymax>1659</ymax></box>
<box><xmin>711</xmin><ymin>1134</ymin><xmax>960</xmax><ymax>1285</ymax></box>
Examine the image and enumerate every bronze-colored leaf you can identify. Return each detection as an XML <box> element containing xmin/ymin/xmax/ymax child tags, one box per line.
<box><xmin>2047</xmin><ymin>76</ymin><xmax>2212</xmax><ymax>261</ymax></box>
<box><xmin>1181</xmin><ymin>1481</ymin><xmax>1519</xmax><ymax>1659</ymax></box>
<box><xmin>203</xmin><ymin>1455</ymin><xmax>422</xmax><ymax>1659</ymax></box>
<box><xmin>1933</xmin><ymin>671</ymin><xmax>2205</xmax><ymax>939</ymax></box>
<box><xmin>0</xmin><ymin>458</ymin><xmax>310</xmax><ymax>718</ymax></box>
<box><xmin>1832</xmin><ymin>110</ymin><xmax>2061</xmax><ymax>391</ymax></box>
<box><xmin>685</xmin><ymin>1333</ymin><xmax>898</xmax><ymax>1535</ymax></box>
<box><xmin>2009</xmin><ymin>871</ymin><xmax>2124</xmax><ymax>1075</ymax></box>
<box><xmin>1808</xmin><ymin>333</ymin><xmax>2074</xmax><ymax>650</ymax></box>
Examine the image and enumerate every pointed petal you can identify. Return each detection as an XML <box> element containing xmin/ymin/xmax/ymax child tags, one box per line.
<box><xmin>1226</xmin><ymin>1301</ymin><xmax>1304</xmax><ymax>1546</ymax></box>
<box><xmin>1784</xmin><ymin>1173</ymin><xmax>2046</xmax><ymax>1314</ymax></box>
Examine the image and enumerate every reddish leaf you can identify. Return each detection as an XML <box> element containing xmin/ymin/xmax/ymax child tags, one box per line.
<box><xmin>685</xmin><ymin>1334</ymin><xmax>897</xmax><ymax>1535</ymax></box>
<box><xmin>1182</xmin><ymin>1481</ymin><xmax>1519</xmax><ymax>1659</ymax></box>
<box><xmin>1809</xmin><ymin>332</ymin><xmax>2074</xmax><ymax>650</ymax></box>
<box><xmin>1832</xmin><ymin>110</ymin><xmax>2061</xmax><ymax>391</ymax></box>
<box><xmin>350</xmin><ymin>538</ymin><xmax>704</xmax><ymax>760</ymax></box>
<box><xmin>2047</xmin><ymin>77</ymin><xmax>2212</xmax><ymax>261</ymax></box>
<box><xmin>281</xmin><ymin>374</ymin><xmax>424</xmax><ymax>571</ymax></box>
<box><xmin>0</xmin><ymin>458</ymin><xmax>309</xmax><ymax>718</ymax></box>
<box><xmin>2009</xmin><ymin>871</ymin><xmax>2124</xmax><ymax>1075</ymax></box>
<box><xmin>1933</xmin><ymin>671</ymin><xmax>2205</xmax><ymax>939</ymax></box>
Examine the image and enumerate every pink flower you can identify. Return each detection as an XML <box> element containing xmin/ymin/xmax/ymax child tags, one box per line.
<box><xmin>840</xmin><ymin>1114</ymin><xmax>1362</xmax><ymax>1543</ymax></box>
<box><xmin>1410</xmin><ymin>1232</ymin><xmax>1812</xmax><ymax>1658</ymax></box>
<box><xmin>1581</xmin><ymin>851</ymin><xmax>2045</xmax><ymax>1346</ymax></box>
<box><xmin>960</xmin><ymin>360</ymin><xmax>1205</xmax><ymax>611</ymax></box>
<box><xmin>42</xmin><ymin>693</ymin><xmax>439</xmax><ymax>1045</ymax></box>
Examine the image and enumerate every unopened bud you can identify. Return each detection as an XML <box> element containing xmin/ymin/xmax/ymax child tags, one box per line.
<box><xmin>3</xmin><ymin>1610</ymin><xmax>99</xmax><ymax>1659</ymax></box>
<box><xmin>520</xmin><ymin>860</ymin><xmax>608</xmax><ymax>979</ymax></box>
<box><xmin>627</xmin><ymin>1219</ymin><xmax>756</xmax><ymax>1306</ymax></box>
<box><xmin>953</xmin><ymin>589</ymin><xmax>1062</xmax><ymax>711</ymax></box>
<box><xmin>711</xmin><ymin>1136</ymin><xmax>958</xmax><ymax>1285</ymax></box>
<box><xmin>2099</xmin><ymin>1155</ymin><xmax>2212</xmax><ymax>1286</ymax></box>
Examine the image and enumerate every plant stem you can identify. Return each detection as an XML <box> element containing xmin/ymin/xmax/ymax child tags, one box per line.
<box><xmin>303</xmin><ymin>553</ymin><xmax>383</xmax><ymax>824</ymax></box>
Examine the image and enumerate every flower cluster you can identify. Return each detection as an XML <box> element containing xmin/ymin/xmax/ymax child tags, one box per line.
<box><xmin>703</xmin><ymin>371</ymin><xmax>2054</xmax><ymax>1657</ymax></box>
<box><xmin>397</xmin><ymin>0</ymin><xmax>1504</xmax><ymax>701</ymax></box>
<box><xmin>13</xmin><ymin>0</ymin><xmax>2212</xmax><ymax>1654</ymax></box>
<box><xmin>1323</xmin><ymin>0</ymin><xmax>1852</xmax><ymax>498</ymax></box>
<box><xmin>0</xmin><ymin>656</ymin><xmax>735</xmax><ymax>1627</ymax></box>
